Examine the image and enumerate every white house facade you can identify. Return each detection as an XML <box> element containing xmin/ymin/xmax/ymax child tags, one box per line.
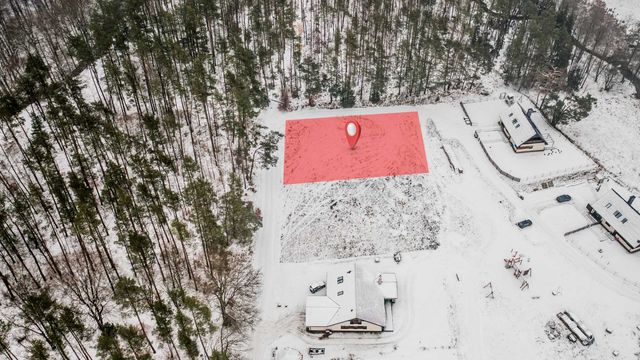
<box><xmin>587</xmin><ymin>188</ymin><xmax>640</xmax><ymax>253</ymax></box>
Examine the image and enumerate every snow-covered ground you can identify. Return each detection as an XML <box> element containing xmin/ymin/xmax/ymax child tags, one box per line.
<box><xmin>469</xmin><ymin>98</ymin><xmax>597</xmax><ymax>184</ymax></box>
<box><xmin>603</xmin><ymin>0</ymin><xmax>640</xmax><ymax>23</ymax></box>
<box><xmin>249</xmin><ymin>100</ymin><xmax>640</xmax><ymax>360</ymax></box>
<box><xmin>280</xmin><ymin>175</ymin><xmax>443</xmax><ymax>262</ymax></box>
<box><xmin>560</xmin><ymin>82</ymin><xmax>640</xmax><ymax>192</ymax></box>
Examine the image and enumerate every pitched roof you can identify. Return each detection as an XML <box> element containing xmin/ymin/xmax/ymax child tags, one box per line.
<box><xmin>500</xmin><ymin>103</ymin><xmax>545</xmax><ymax>148</ymax></box>
<box><xmin>591</xmin><ymin>188</ymin><xmax>640</xmax><ymax>248</ymax></box>
<box><xmin>305</xmin><ymin>264</ymin><xmax>386</xmax><ymax>327</ymax></box>
<box><xmin>376</xmin><ymin>273</ymin><xmax>398</xmax><ymax>300</ymax></box>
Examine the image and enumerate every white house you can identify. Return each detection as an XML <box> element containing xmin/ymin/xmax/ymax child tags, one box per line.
<box><xmin>305</xmin><ymin>264</ymin><xmax>397</xmax><ymax>332</ymax></box>
<box><xmin>498</xmin><ymin>103</ymin><xmax>547</xmax><ymax>153</ymax></box>
<box><xmin>587</xmin><ymin>188</ymin><xmax>640</xmax><ymax>253</ymax></box>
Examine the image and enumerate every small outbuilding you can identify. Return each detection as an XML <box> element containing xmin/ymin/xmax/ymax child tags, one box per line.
<box><xmin>305</xmin><ymin>264</ymin><xmax>397</xmax><ymax>332</ymax></box>
<box><xmin>498</xmin><ymin>103</ymin><xmax>547</xmax><ymax>153</ymax></box>
<box><xmin>587</xmin><ymin>188</ymin><xmax>640</xmax><ymax>252</ymax></box>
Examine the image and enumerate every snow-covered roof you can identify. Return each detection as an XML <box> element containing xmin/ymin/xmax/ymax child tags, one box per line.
<box><xmin>376</xmin><ymin>273</ymin><xmax>398</xmax><ymax>300</ymax></box>
<box><xmin>592</xmin><ymin>188</ymin><xmax>640</xmax><ymax>248</ymax></box>
<box><xmin>499</xmin><ymin>103</ymin><xmax>544</xmax><ymax>148</ymax></box>
<box><xmin>305</xmin><ymin>264</ymin><xmax>387</xmax><ymax>327</ymax></box>
<box><xmin>305</xmin><ymin>296</ymin><xmax>341</xmax><ymax>327</ymax></box>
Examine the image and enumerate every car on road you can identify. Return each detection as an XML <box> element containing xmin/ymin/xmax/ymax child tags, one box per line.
<box><xmin>556</xmin><ymin>194</ymin><xmax>572</xmax><ymax>203</ymax></box>
<box><xmin>309</xmin><ymin>281</ymin><xmax>326</xmax><ymax>294</ymax></box>
<box><xmin>516</xmin><ymin>219</ymin><xmax>533</xmax><ymax>229</ymax></box>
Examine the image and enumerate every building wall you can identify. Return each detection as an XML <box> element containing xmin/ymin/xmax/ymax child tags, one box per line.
<box><xmin>588</xmin><ymin>206</ymin><xmax>639</xmax><ymax>253</ymax></box>
<box><xmin>500</xmin><ymin>120</ymin><xmax>545</xmax><ymax>153</ymax></box>
<box><xmin>514</xmin><ymin>142</ymin><xmax>545</xmax><ymax>153</ymax></box>
<box><xmin>601</xmin><ymin>220</ymin><xmax>615</xmax><ymax>233</ymax></box>
<box><xmin>499</xmin><ymin>121</ymin><xmax>511</xmax><ymax>141</ymax></box>
<box><xmin>307</xmin><ymin>320</ymin><xmax>383</xmax><ymax>333</ymax></box>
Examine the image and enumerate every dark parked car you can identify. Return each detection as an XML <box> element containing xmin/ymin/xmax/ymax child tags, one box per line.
<box><xmin>516</xmin><ymin>219</ymin><xmax>533</xmax><ymax>229</ymax></box>
<box><xmin>393</xmin><ymin>251</ymin><xmax>402</xmax><ymax>263</ymax></box>
<box><xmin>308</xmin><ymin>348</ymin><xmax>325</xmax><ymax>355</ymax></box>
<box><xmin>556</xmin><ymin>195</ymin><xmax>572</xmax><ymax>203</ymax></box>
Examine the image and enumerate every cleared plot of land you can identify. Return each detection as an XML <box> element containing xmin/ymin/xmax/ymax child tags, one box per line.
<box><xmin>279</xmin><ymin>175</ymin><xmax>443</xmax><ymax>262</ymax></box>
<box><xmin>283</xmin><ymin>112</ymin><xmax>428</xmax><ymax>184</ymax></box>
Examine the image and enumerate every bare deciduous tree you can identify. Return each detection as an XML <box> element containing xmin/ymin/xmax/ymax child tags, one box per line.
<box><xmin>204</xmin><ymin>251</ymin><xmax>261</xmax><ymax>357</ymax></box>
<box><xmin>54</xmin><ymin>252</ymin><xmax>111</xmax><ymax>330</ymax></box>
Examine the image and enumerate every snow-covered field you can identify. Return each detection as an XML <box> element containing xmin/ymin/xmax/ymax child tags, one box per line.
<box><xmin>469</xmin><ymin>98</ymin><xmax>597</xmax><ymax>184</ymax></box>
<box><xmin>280</xmin><ymin>175</ymin><xmax>443</xmax><ymax>262</ymax></box>
<box><xmin>560</xmin><ymin>83</ymin><xmax>640</xmax><ymax>192</ymax></box>
<box><xmin>603</xmin><ymin>0</ymin><xmax>640</xmax><ymax>23</ymax></box>
<box><xmin>249</xmin><ymin>99</ymin><xmax>640</xmax><ymax>359</ymax></box>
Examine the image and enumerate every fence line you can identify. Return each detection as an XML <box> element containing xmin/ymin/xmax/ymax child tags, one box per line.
<box><xmin>564</xmin><ymin>222</ymin><xmax>600</xmax><ymax>236</ymax></box>
<box><xmin>476</xmin><ymin>133</ymin><xmax>521</xmax><ymax>182</ymax></box>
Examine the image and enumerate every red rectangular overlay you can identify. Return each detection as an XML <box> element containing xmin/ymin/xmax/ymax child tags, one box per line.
<box><xmin>284</xmin><ymin>112</ymin><xmax>428</xmax><ymax>184</ymax></box>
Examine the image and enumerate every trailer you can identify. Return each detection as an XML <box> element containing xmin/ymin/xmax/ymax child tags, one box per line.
<box><xmin>566</xmin><ymin>311</ymin><xmax>594</xmax><ymax>345</ymax></box>
<box><xmin>557</xmin><ymin>311</ymin><xmax>594</xmax><ymax>346</ymax></box>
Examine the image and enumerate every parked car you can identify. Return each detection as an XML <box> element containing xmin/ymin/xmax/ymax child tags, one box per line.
<box><xmin>308</xmin><ymin>348</ymin><xmax>325</xmax><ymax>355</ymax></box>
<box><xmin>516</xmin><ymin>219</ymin><xmax>533</xmax><ymax>229</ymax></box>
<box><xmin>309</xmin><ymin>281</ymin><xmax>326</xmax><ymax>294</ymax></box>
<box><xmin>393</xmin><ymin>251</ymin><xmax>402</xmax><ymax>263</ymax></box>
<box><xmin>556</xmin><ymin>194</ymin><xmax>572</xmax><ymax>203</ymax></box>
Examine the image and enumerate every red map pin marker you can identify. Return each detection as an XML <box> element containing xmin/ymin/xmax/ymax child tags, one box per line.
<box><xmin>345</xmin><ymin>120</ymin><xmax>361</xmax><ymax>150</ymax></box>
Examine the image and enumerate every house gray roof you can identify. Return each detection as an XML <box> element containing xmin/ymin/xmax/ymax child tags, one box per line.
<box><xmin>305</xmin><ymin>264</ymin><xmax>387</xmax><ymax>327</ymax></box>
<box><xmin>500</xmin><ymin>103</ymin><xmax>545</xmax><ymax>148</ymax></box>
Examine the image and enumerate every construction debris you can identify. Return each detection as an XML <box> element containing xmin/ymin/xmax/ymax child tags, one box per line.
<box><xmin>545</xmin><ymin>321</ymin><xmax>561</xmax><ymax>340</ymax></box>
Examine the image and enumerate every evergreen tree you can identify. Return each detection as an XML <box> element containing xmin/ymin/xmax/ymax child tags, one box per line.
<box><xmin>28</xmin><ymin>340</ymin><xmax>50</xmax><ymax>360</ymax></box>
<box><xmin>541</xmin><ymin>92</ymin><xmax>597</xmax><ymax>126</ymax></box>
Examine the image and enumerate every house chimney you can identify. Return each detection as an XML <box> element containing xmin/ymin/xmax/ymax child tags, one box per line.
<box><xmin>629</xmin><ymin>195</ymin><xmax>636</xmax><ymax>206</ymax></box>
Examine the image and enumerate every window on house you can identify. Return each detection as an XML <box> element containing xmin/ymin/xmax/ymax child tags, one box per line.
<box><xmin>622</xmin><ymin>218</ymin><xmax>628</xmax><ymax>224</ymax></box>
<box><xmin>337</xmin><ymin>291</ymin><xmax>344</xmax><ymax>296</ymax></box>
<box><xmin>337</xmin><ymin>276</ymin><xmax>343</xmax><ymax>284</ymax></box>
<box><xmin>509</xmin><ymin>112</ymin><xmax>514</xmax><ymax>117</ymax></box>
<box><xmin>614</xmin><ymin>211</ymin><xmax>622</xmax><ymax>218</ymax></box>
<box><xmin>350</xmin><ymin>319</ymin><xmax>362</xmax><ymax>325</ymax></box>
<box><xmin>515</xmin><ymin>124</ymin><xmax>520</xmax><ymax>128</ymax></box>
<box><xmin>605</xmin><ymin>203</ymin><xmax>612</xmax><ymax>208</ymax></box>
<box><xmin>512</xmin><ymin>119</ymin><xmax>518</xmax><ymax>125</ymax></box>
